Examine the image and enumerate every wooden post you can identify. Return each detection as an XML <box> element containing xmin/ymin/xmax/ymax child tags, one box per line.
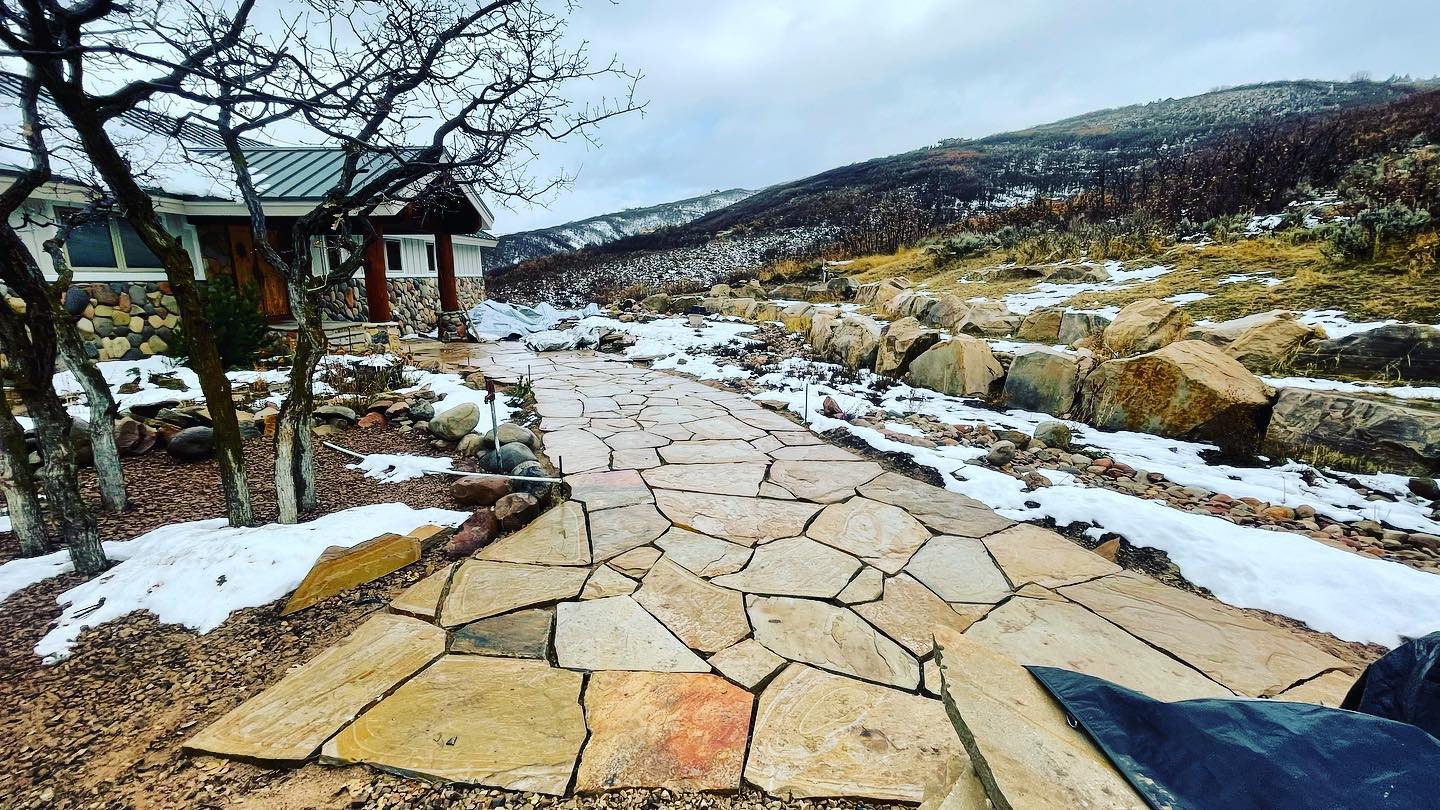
<box><xmin>436</xmin><ymin>231</ymin><xmax>459</xmax><ymax>311</ymax></box>
<box><xmin>363</xmin><ymin>225</ymin><xmax>391</xmax><ymax>323</ymax></box>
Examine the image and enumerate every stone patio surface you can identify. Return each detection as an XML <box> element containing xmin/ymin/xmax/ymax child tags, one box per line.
<box><xmin>187</xmin><ymin>343</ymin><xmax>1360</xmax><ymax>802</ymax></box>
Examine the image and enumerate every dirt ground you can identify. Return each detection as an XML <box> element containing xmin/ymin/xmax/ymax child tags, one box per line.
<box><xmin>0</xmin><ymin>426</ymin><xmax>897</xmax><ymax>810</ymax></box>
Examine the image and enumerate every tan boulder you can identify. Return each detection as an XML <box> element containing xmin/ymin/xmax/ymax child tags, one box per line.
<box><xmin>1102</xmin><ymin>298</ymin><xmax>1191</xmax><ymax>355</ymax></box>
<box><xmin>876</xmin><ymin>316</ymin><xmax>942</xmax><ymax>377</ymax></box>
<box><xmin>855</xmin><ymin>277</ymin><xmax>909</xmax><ymax>306</ymax></box>
<box><xmin>1078</xmin><ymin>340</ymin><xmax>1272</xmax><ymax>453</ymax></box>
<box><xmin>922</xmin><ymin>292</ymin><xmax>969</xmax><ymax>330</ymax></box>
<box><xmin>780</xmin><ymin>302</ymin><xmax>816</xmax><ymax>333</ymax></box>
<box><xmin>956</xmin><ymin>300</ymin><xmax>1019</xmax><ymax>336</ymax></box>
<box><xmin>1215</xmin><ymin>311</ymin><xmax>1324</xmax><ymax>372</ymax></box>
<box><xmin>1002</xmin><ymin>347</ymin><xmax>1080</xmax><ymax>416</ymax></box>
<box><xmin>824</xmin><ymin>314</ymin><xmax>883</xmax><ymax>369</ymax></box>
<box><xmin>1014</xmin><ymin>308</ymin><xmax>1063</xmax><ymax>343</ymax></box>
<box><xmin>907</xmin><ymin>336</ymin><xmax>1004</xmax><ymax>398</ymax></box>
<box><xmin>808</xmin><ymin>308</ymin><xmax>840</xmax><ymax>350</ymax></box>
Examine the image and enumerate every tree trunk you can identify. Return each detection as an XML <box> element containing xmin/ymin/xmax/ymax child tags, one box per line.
<box><xmin>53</xmin><ymin>330</ymin><xmax>126</xmax><ymax>512</ymax></box>
<box><xmin>274</xmin><ymin>279</ymin><xmax>324</xmax><ymax>523</ymax></box>
<box><xmin>0</xmin><ymin>387</ymin><xmax>49</xmax><ymax>556</ymax></box>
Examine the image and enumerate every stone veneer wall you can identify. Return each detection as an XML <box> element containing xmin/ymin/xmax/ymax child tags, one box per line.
<box><xmin>319</xmin><ymin>277</ymin><xmax>369</xmax><ymax>323</ymax></box>
<box><xmin>317</xmin><ymin>275</ymin><xmax>487</xmax><ymax>337</ymax></box>
<box><xmin>48</xmin><ymin>282</ymin><xmax>181</xmax><ymax>361</ymax></box>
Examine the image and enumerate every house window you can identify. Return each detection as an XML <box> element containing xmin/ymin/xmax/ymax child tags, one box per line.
<box><xmin>385</xmin><ymin>239</ymin><xmax>403</xmax><ymax>275</ymax></box>
<box><xmin>55</xmin><ymin>207</ymin><xmax>171</xmax><ymax>271</ymax></box>
<box><xmin>425</xmin><ymin>241</ymin><xmax>437</xmax><ymax>274</ymax></box>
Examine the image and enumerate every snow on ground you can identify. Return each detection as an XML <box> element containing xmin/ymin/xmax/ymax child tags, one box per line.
<box><xmin>748</xmin><ymin>359</ymin><xmax>1440</xmax><ymax>647</ymax></box>
<box><xmin>317</xmin><ymin>354</ymin><xmax>517</xmax><ymax>436</ymax></box>
<box><xmin>346</xmin><ymin>453</ymin><xmax>456</xmax><ymax>483</ymax></box>
<box><xmin>1296</xmin><ymin>310</ymin><xmax>1400</xmax><ymax>337</ymax></box>
<box><xmin>566</xmin><ymin>315</ymin><xmax>760</xmax><ymax>381</ymax></box>
<box><xmin>996</xmin><ymin>261</ymin><xmax>1178</xmax><ymax>314</ymax></box>
<box><xmin>52</xmin><ymin>356</ymin><xmax>290</xmax><ymax>418</ymax></box>
<box><xmin>0</xmin><ymin>503</ymin><xmax>468</xmax><ymax>663</ymax></box>
<box><xmin>1220</xmin><ymin>273</ymin><xmax>1284</xmax><ymax>287</ymax></box>
<box><xmin>1165</xmin><ymin>292</ymin><xmax>1211</xmax><ymax>305</ymax></box>
<box><xmin>1262</xmin><ymin>376</ymin><xmax>1440</xmax><ymax>402</ymax></box>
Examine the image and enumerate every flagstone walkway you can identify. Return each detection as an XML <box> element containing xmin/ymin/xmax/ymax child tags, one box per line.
<box><xmin>186</xmin><ymin>343</ymin><xmax>1363</xmax><ymax>802</ymax></box>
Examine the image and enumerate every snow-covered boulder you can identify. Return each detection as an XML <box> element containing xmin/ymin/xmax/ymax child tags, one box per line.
<box><xmin>1003</xmin><ymin>347</ymin><xmax>1081</xmax><ymax>416</ymax></box>
<box><xmin>1266</xmin><ymin>389</ymin><xmax>1440</xmax><ymax>476</ymax></box>
<box><xmin>907</xmin><ymin>335</ymin><xmax>1005</xmax><ymax>398</ymax></box>
<box><xmin>1079</xmin><ymin>341</ymin><xmax>1272</xmax><ymax>454</ymax></box>
<box><xmin>876</xmin><ymin>316</ymin><xmax>942</xmax><ymax>377</ymax></box>
<box><xmin>1102</xmin><ymin>298</ymin><xmax>1192</xmax><ymax>355</ymax></box>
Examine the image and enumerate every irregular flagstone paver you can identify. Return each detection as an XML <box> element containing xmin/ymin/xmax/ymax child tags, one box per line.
<box><xmin>837</xmin><ymin>566</ymin><xmax>884</xmax><ymax>604</ymax></box>
<box><xmin>733</xmin><ymin>408</ymin><xmax>806</xmax><ymax>432</ymax></box>
<box><xmin>711</xmin><ymin>536</ymin><xmax>861</xmax><ymax>598</ymax></box>
<box><xmin>635</xmin><ymin>558</ymin><xmax>749</xmax><ymax>653</ymax></box>
<box><xmin>642</xmin><ymin>462</ymin><xmax>767</xmax><ymax>497</ymax></box>
<box><xmin>933</xmin><ymin>628</ymin><xmax>1147</xmax><ymax>810</ymax></box>
<box><xmin>545</xmin><ymin>429</ymin><xmax>610</xmax><ymax>474</ymax></box>
<box><xmin>859</xmin><ymin>472</ymin><xmax>1014</xmax><ymax>537</ymax></box>
<box><xmin>610</xmin><ymin>447</ymin><xmax>661</xmax><ymax>470</ymax></box>
<box><xmin>657</xmin><ymin>440</ymin><xmax>768</xmax><ymax>464</ymax></box>
<box><xmin>1061</xmin><ymin>571</ymin><xmax>1349</xmax><ymax>697</ymax></box>
<box><xmin>1274</xmin><ymin>670</ymin><xmax>1355</xmax><ymax>707</ymax></box>
<box><xmin>452</xmin><ymin>607</ymin><xmax>553</xmax><ymax>658</ymax></box>
<box><xmin>982</xmin><ymin>524</ymin><xmax>1120</xmax><ymax>588</ymax></box>
<box><xmin>281</xmin><ymin>533</ymin><xmax>421</xmax><ymax>615</ymax></box>
<box><xmin>319</xmin><ymin>656</ymin><xmax>586</xmax><ymax>795</ymax></box>
<box><xmin>656</xmin><ymin>490</ymin><xmax>820</xmax><ymax>546</ymax></box>
<box><xmin>649</xmin><ymin>422</ymin><xmax>695</xmax><ymax>441</ymax></box>
<box><xmin>588</xmin><ymin>503</ymin><xmax>671</xmax><ymax>561</ymax></box>
<box><xmin>639</xmin><ymin>405</ymin><xmax>725</xmax><ymax>424</ymax></box>
<box><xmin>604</xmin><ymin>430</ymin><xmax>670</xmax><ymax>450</ymax></box>
<box><xmin>767</xmin><ymin>460</ymin><xmax>884</xmax><ymax>503</ymax></box>
<box><xmin>750</xmin><ymin>434</ymin><xmax>784</xmax><ymax>454</ymax></box>
<box><xmin>921</xmin><ymin>658</ymin><xmax>941</xmax><ymax>697</ymax></box>
<box><xmin>904</xmin><ymin>535</ymin><xmax>1012</xmax><ymax>603</ymax></box>
<box><xmin>767</xmin><ymin>443</ymin><xmax>861</xmax><ymax>462</ymax></box>
<box><xmin>854</xmin><ymin>574</ymin><xmax>988</xmax><ymax>657</ymax></box>
<box><xmin>774</xmin><ymin>431</ymin><xmax>824</xmax><ymax>446</ymax></box>
<box><xmin>1015</xmin><ymin>582</ymin><xmax>1069</xmax><ymax>601</ymax></box>
<box><xmin>564</xmin><ymin>470</ymin><xmax>654</xmax><ymax>511</ymax></box>
<box><xmin>610</xmin><ymin>546</ymin><xmax>662</xmax><ymax>577</ymax></box>
<box><xmin>963</xmin><ymin>597</ymin><xmax>1232</xmax><ymax>702</ymax></box>
<box><xmin>389</xmin><ymin>563</ymin><xmax>456</xmax><ymax>620</ymax></box>
<box><xmin>478</xmin><ymin>501</ymin><xmax>590</xmax><ymax>566</ymax></box>
<box><xmin>186</xmin><ymin>614</ymin><xmax>446</xmax><ymax>761</ymax></box>
<box><xmin>554</xmin><ymin>596</ymin><xmax>709</xmax><ymax>672</ymax></box>
<box><xmin>686</xmin><ymin>415</ymin><xmax>767</xmax><ymax>441</ymax></box>
<box><xmin>576</xmin><ymin>672</ymin><xmax>752</xmax><ymax>792</ymax></box>
<box><xmin>757</xmin><ymin>482</ymin><xmax>795</xmax><ymax>500</ymax></box>
<box><xmin>748</xmin><ymin>596</ymin><xmax>919</xmax><ymax>689</ymax></box>
<box><xmin>746</xmin><ymin>663</ymin><xmax>960</xmax><ymax>802</ymax></box>
<box><xmin>654</xmin><ymin>528</ymin><xmax>752</xmax><ymax>577</ymax></box>
<box><xmin>440</xmin><ymin>561</ymin><xmax>589</xmax><ymax>627</ymax></box>
<box><xmin>806</xmin><ymin>497</ymin><xmax>931</xmax><ymax>573</ymax></box>
<box><xmin>581</xmin><ymin>565</ymin><xmax>639</xmax><ymax>599</ymax></box>
<box><xmin>707</xmin><ymin>639</ymin><xmax>787</xmax><ymax>690</ymax></box>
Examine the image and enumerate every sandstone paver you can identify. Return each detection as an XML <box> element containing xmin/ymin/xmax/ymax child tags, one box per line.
<box><xmin>657</xmin><ymin>440</ymin><xmax>768</xmax><ymax>464</ymax></box>
<box><xmin>564</xmin><ymin>470</ymin><xmax>654</xmax><ymax>511</ymax></box>
<box><xmin>982</xmin><ymin>524</ymin><xmax>1120</xmax><ymax>588</ymax></box>
<box><xmin>854</xmin><ymin>573</ymin><xmax>987</xmax><ymax>657</ymax></box>
<box><xmin>707</xmin><ymin>639</ymin><xmax>787</xmax><ymax>689</ymax></box>
<box><xmin>478</xmin><ymin>501</ymin><xmax>590</xmax><ymax>566</ymax></box>
<box><xmin>388</xmin><ymin>563</ymin><xmax>456</xmax><ymax>620</ymax></box>
<box><xmin>905</xmin><ymin>535</ymin><xmax>1012</xmax><ymax>603</ymax></box>
<box><xmin>609</xmin><ymin>546</ymin><xmax>662</xmax><ymax>577</ymax></box>
<box><xmin>766</xmin><ymin>460</ymin><xmax>883</xmax><ymax>503</ymax></box>
<box><xmin>554</xmin><ymin>596</ymin><xmax>709</xmax><ymax>672</ymax></box>
<box><xmin>859</xmin><ymin>472</ymin><xmax>1014</xmax><ymax>537</ymax></box>
<box><xmin>440</xmin><ymin>561</ymin><xmax>588</xmax><ymax>627</ymax></box>
<box><xmin>588</xmin><ymin>503</ymin><xmax>671</xmax><ymax>561</ymax></box>
<box><xmin>451</xmin><ymin>607</ymin><xmax>553</xmax><ymax>658</ymax></box>
<box><xmin>806</xmin><ymin>497</ymin><xmax>931</xmax><ymax>573</ymax></box>
<box><xmin>643</xmin><ymin>462</ymin><xmax>767</xmax><ymax>497</ymax></box>
<box><xmin>748</xmin><ymin>596</ymin><xmax>919</xmax><ymax>689</ymax></box>
<box><xmin>654</xmin><ymin>528</ymin><xmax>752</xmax><ymax>577</ymax></box>
<box><xmin>711</xmin><ymin>536</ymin><xmax>861</xmax><ymax>598</ymax></box>
<box><xmin>655</xmin><ymin>491</ymin><xmax>820</xmax><ymax>546</ymax></box>
<box><xmin>581</xmin><ymin>565</ymin><xmax>639</xmax><ymax>599</ymax></box>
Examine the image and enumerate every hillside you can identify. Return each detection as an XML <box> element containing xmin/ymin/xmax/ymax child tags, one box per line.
<box><xmin>486</xmin><ymin>188</ymin><xmax>754</xmax><ymax>268</ymax></box>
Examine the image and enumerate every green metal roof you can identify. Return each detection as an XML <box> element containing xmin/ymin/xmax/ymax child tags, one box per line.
<box><xmin>220</xmin><ymin>147</ymin><xmax>420</xmax><ymax>200</ymax></box>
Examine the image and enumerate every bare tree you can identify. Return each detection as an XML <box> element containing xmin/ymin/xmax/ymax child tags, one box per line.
<box><xmin>0</xmin><ymin>0</ymin><xmax>260</xmax><ymax>527</ymax></box>
<box><xmin>0</xmin><ymin>378</ymin><xmax>47</xmax><ymax>556</ymax></box>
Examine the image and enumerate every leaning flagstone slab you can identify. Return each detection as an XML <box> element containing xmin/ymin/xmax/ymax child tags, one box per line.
<box><xmin>478</xmin><ymin>501</ymin><xmax>590</xmax><ymax>566</ymax></box>
<box><xmin>746</xmin><ymin>663</ymin><xmax>960</xmax><ymax>802</ymax></box>
<box><xmin>982</xmin><ymin>524</ymin><xmax>1120</xmax><ymax>589</ymax></box>
<box><xmin>748</xmin><ymin>596</ymin><xmax>919</xmax><ymax>689</ymax></box>
<box><xmin>319</xmin><ymin>656</ymin><xmax>586</xmax><ymax>795</ymax></box>
<box><xmin>707</xmin><ymin>639</ymin><xmax>787</xmax><ymax>690</ymax></box>
<box><xmin>858</xmin><ymin>472</ymin><xmax>1014</xmax><ymax>537</ymax></box>
<box><xmin>564</xmin><ymin>470</ymin><xmax>654</xmax><ymax>511</ymax></box>
<box><xmin>904</xmin><ymin>535</ymin><xmax>1013</xmax><ymax>603</ymax></box>
<box><xmin>711</xmin><ymin>536</ymin><xmax>861</xmax><ymax>598</ymax></box>
<box><xmin>805</xmin><ymin>497</ymin><xmax>932</xmax><ymax>573</ymax></box>
<box><xmin>767</xmin><ymin>460</ymin><xmax>884</xmax><ymax>503</ymax></box>
<box><xmin>554</xmin><ymin>596</ymin><xmax>709</xmax><ymax>672</ymax></box>
<box><xmin>388</xmin><ymin>563</ymin><xmax>456</xmax><ymax>620</ymax></box>
<box><xmin>451</xmin><ymin>607</ymin><xmax>553</xmax><ymax>659</ymax></box>
<box><xmin>185</xmin><ymin>614</ymin><xmax>445</xmax><ymax>762</ymax></box>
<box><xmin>854</xmin><ymin>574</ymin><xmax>987</xmax><ymax>657</ymax></box>
<box><xmin>281</xmin><ymin>533</ymin><xmax>421</xmax><ymax>615</ymax></box>
<box><xmin>1060</xmin><ymin>571</ymin><xmax>1349</xmax><ymax>697</ymax></box>
<box><xmin>588</xmin><ymin>503</ymin><xmax>671</xmax><ymax>561</ymax></box>
<box><xmin>642</xmin><ymin>462</ymin><xmax>767</xmax><ymax>497</ymax></box>
<box><xmin>654</xmin><ymin>528</ymin><xmax>752</xmax><ymax>577</ymax></box>
<box><xmin>634</xmin><ymin>558</ymin><xmax>749</xmax><ymax>653</ymax></box>
<box><xmin>963</xmin><ymin>597</ymin><xmax>1232</xmax><ymax>702</ymax></box>
<box><xmin>576</xmin><ymin>672</ymin><xmax>752</xmax><ymax>792</ymax></box>
<box><xmin>655</xmin><ymin>491</ymin><xmax>820</xmax><ymax>546</ymax></box>
<box><xmin>440</xmin><ymin>561</ymin><xmax>588</xmax><ymax>627</ymax></box>
<box><xmin>932</xmin><ymin>628</ymin><xmax>1147</xmax><ymax>809</ymax></box>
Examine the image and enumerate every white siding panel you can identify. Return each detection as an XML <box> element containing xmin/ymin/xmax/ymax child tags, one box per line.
<box><xmin>454</xmin><ymin>243</ymin><xmax>484</xmax><ymax>277</ymax></box>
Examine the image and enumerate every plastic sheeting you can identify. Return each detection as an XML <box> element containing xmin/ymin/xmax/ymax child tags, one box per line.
<box><xmin>1342</xmin><ymin>630</ymin><xmax>1440</xmax><ymax>740</ymax></box>
<box><xmin>467</xmin><ymin>300</ymin><xmax>599</xmax><ymax>340</ymax></box>
<box><xmin>1027</xmin><ymin>665</ymin><xmax>1440</xmax><ymax>810</ymax></box>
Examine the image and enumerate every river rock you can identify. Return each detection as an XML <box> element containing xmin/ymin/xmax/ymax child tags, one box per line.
<box><xmin>481</xmin><ymin>422</ymin><xmax>539</xmax><ymax>449</ymax></box>
<box><xmin>166</xmin><ymin>426</ymin><xmax>215</xmax><ymax>462</ymax></box>
<box><xmin>492</xmin><ymin>492</ymin><xmax>541</xmax><ymax>531</ymax></box>
<box><xmin>450</xmin><ymin>475</ymin><xmax>510</xmax><ymax>508</ymax></box>
<box><xmin>444</xmin><ymin>508</ymin><xmax>501</xmax><ymax>558</ymax></box>
<box><xmin>429</xmin><ymin>402</ymin><xmax>480</xmax><ymax>440</ymax></box>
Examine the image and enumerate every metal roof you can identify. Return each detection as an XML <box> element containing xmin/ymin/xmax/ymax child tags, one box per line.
<box><xmin>231</xmin><ymin>147</ymin><xmax>421</xmax><ymax>200</ymax></box>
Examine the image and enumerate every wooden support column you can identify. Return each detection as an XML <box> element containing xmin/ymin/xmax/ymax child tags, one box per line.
<box><xmin>436</xmin><ymin>231</ymin><xmax>459</xmax><ymax>311</ymax></box>
<box><xmin>363</xmin><ymin>226</ymin><xmax>392</xmax><ymax>323</ymax></box>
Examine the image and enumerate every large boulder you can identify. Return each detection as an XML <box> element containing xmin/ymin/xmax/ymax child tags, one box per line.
<box><xmin>1102</xmin><ymin>298</ymin><xmax>1191</xmax><ymax>355</ymax></box>
<box><xmin>1078</xmin><ymin>341</ymin><xmax>1272</xmax><ymax>454</ymax></box>
<box><xmin>1046</xmin><ymin>264</ymin><xmax>1110</xmax><ymax>282</ymax></box>
<box><xmin>752</xmin><ymin>301</ymin><xmax>785</xmax><ymax>323</ymax></box>
<box><xmin>824</xmin><ymin>314</ymin><xmax>883</xmax><ymax>370</ymax></box>
<box><xmin>808</xmin><ymin>309</ymin><xmax>840</xmax><ymax>350</ymax></box>
<box><xmin>826</xmin><ymin>276</ymin><xmax>858</xmax><ymax>299</ymax></box>
<box><xmin>1292</xmin><ymin>324</ymin><xmax>1440</xmax><ymax>382</ymax></box>
<box><xmin>908</xmin><ymin>335</ymin><xmax>1005</xmax><ymax>397</ymax></box>
<box><xmin>1014</xmin><ymin>309</ymin><xmax>1063</xmax><ymax>344</ymax></box>
<box><xmin>876</xmin><ymin>316</ymin><xmax>942</xmax><ymax>377</ymax></box>
<box><xmin>923</xmin><ymin>293</ymin><xmax>969</xmax><ymax>330</ymax></box>
<box><xmin>957</xmin><ymin>300</ymin><xmax>1020</xmax><ymax>337</ymax></box>
<box><xmin>1003</xmin><ymin>347</ymin><xmax>1081</xmax><ymax>416</ymax></box>
<box><xmin>1059</xmin><ymin>311</ymin><xmax>1112</xmax><ymax>345</ymax></box>
<box><xmin>429</xmin><ymin>402</ymin><xmax>480</xmax><ymax>441</ymax></box>
<box><xmin>854</xmin><ymin>277</ymin><xmax>909</xmax><ymax>307</ymax></box>
<box><xmin>166</xmin><ymin>426</ymin><xmax>216</xmax><ymax>462</ymax></box>
<box><xmin>1222</xmin><ymin>313</ymin><xmax>1325</xmax><ymax>372</ymax></box>
<box><xmin>481</xmin><ymin>422</ymin><xmax>539</xmax><ymax>449</ymax></box>
<box><xmin>1265</xmin><ymin>389</ymin><xmax>1440</xmax><ymax>476</ymax></box>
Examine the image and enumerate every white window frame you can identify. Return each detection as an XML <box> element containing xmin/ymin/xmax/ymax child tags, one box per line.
<box><xmin>19</xmin><ymin>200</ymin><xmax>204</xmax><ymax>282</ymax></box>
<box><xmin>383</xmin><ymin>234</ymin><xmax>439</xmax><ymax>278</ymax></box>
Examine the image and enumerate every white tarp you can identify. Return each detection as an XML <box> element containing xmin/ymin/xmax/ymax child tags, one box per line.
<box><xmin>468</xmin><ymin>300</ymin><xmax>599</xmax><ymax>341</ymax></box>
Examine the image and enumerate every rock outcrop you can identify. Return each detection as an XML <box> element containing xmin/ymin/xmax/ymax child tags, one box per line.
<box><xmin>855</xmin><ymin>278</ymin><xmax>909</xmax><ymax>308</ymax></box>
<box><xmin>1079</xmin><ymin>341</ymin><xmax>1272</xmax><ymax>454</ymax></box>
<box><xmin>1292</xmin><ymin>324</ymin><xmax>1440</xmax><ymax>382</ymax></box>
<box><xmin>907</xmin><ymin>336</ymin><xmax>1004</xmax><ymax>398</ymax></box>
<box><xmin>1191</xmin><ymin>310</ymin><xmax>1324</xmax><ymax>372</ymax></box>
<box><xmin>1265</xmin><ymin>389</ymin><xmax>1440</xmax><ymax>475</ymax></box>
<box><xmin>1102</xmin><ymin>298</ymin><xmax>1192</xmax><ymax>355</ymax></box>
<box><xmin>822</xmin><ymin>315</ymin><xmax>883</xmax><ymax>370</ymax></box>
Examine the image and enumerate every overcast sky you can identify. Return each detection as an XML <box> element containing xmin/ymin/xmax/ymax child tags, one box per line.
<box><xmin>497</xmin><ymin>0</ymin><xmax>1440</xmax><ymax>234</ymax></box>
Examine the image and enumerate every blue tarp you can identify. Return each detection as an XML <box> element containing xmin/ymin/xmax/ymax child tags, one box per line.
<box><xmin>1027</xmin><ymin>665</ymin><xmax>1440</xmax><ymax>810</ymax></box>
<box><xmin>1342</xmin><ymin>630</ymin><xmax>1440</xmax><ymax>740</ymax></box>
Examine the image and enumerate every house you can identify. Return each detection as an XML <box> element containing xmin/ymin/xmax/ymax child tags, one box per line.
<box><xmin>0</xmin><ymin>74</ymin><xmax>495</xmax><ymax>360</ymax></box>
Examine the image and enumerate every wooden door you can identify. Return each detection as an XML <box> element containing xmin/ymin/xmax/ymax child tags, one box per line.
<box><xmin>227</xmin><ymin>224</ymin><xmax>291</xmax><ymax>319</ymax></box>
